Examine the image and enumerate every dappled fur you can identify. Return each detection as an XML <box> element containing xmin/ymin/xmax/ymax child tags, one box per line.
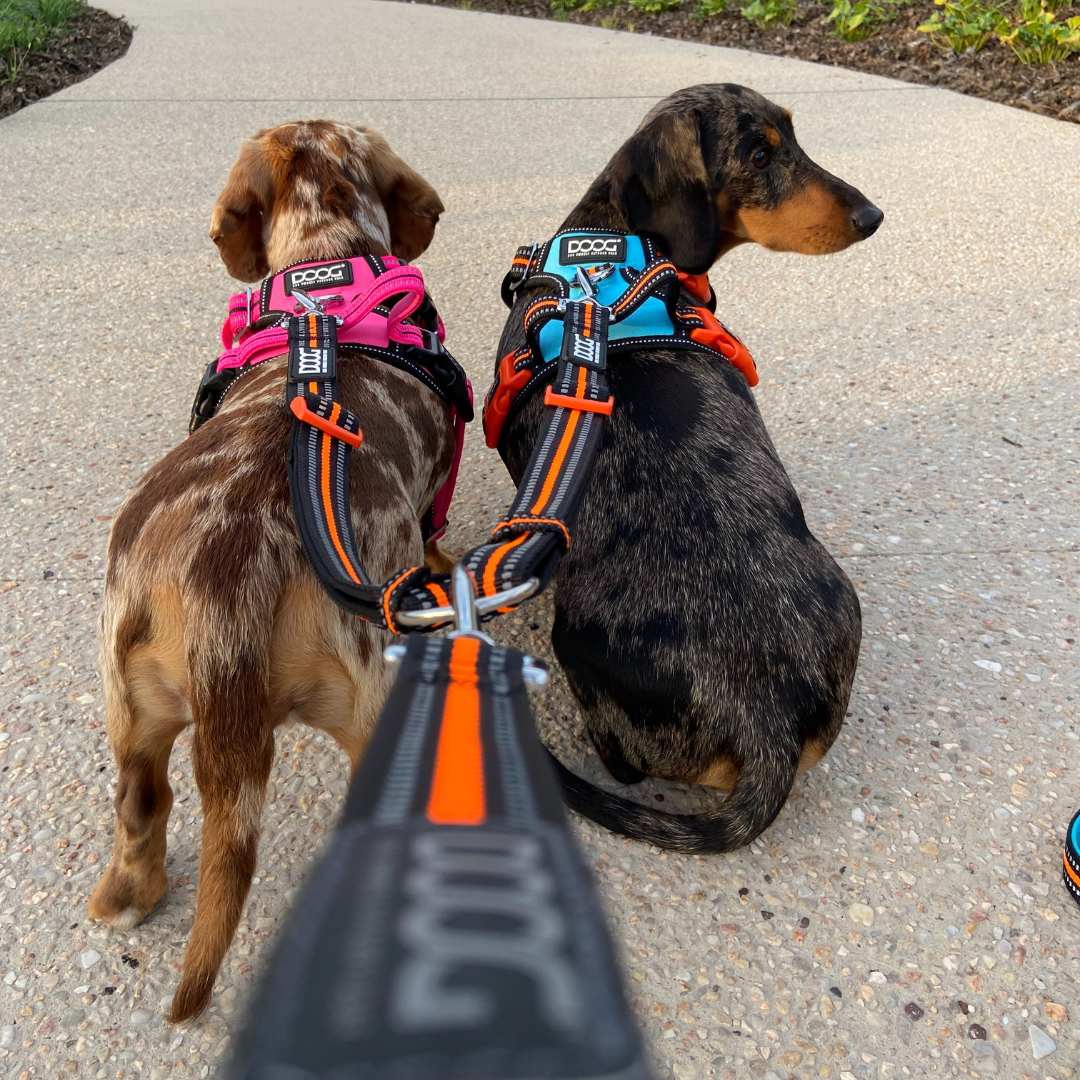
<box><xmin>496</xmin><ymin>85</ymin><xmax>881</xmax><ymax>852</ymax></box>
<box><xmin>90</xmin><ymin>122</ymin><xmax>455</xmax><ymax>1022</ymax></box>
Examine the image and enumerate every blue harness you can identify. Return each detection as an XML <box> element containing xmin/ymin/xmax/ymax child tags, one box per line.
<box><xmin>484</xmin><ymin>228</ymin><xmax>756</xmax><ymax>450</ymax></box>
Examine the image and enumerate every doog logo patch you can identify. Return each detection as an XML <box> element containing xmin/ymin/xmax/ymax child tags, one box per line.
<box><xmin>284</xmin><ymin>260</ymin><xmax>354</xmax><ymax>295</ymax></box>
<box><xmin>558</xmin><ymin>235</ymin><xmax>627</xmax><ymax>265</ymax></box>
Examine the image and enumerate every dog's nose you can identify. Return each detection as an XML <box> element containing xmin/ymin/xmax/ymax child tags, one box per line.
<box><xmin>852</xmin><ymin>204</ymin><xmax>884</xmax><ymax>239</ymax></box>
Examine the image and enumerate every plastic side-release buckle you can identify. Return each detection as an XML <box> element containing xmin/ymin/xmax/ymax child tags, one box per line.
<box><xmin>677</xmin><ymin>271</ymin><xmax>713</xmax><ymax>307</ymax></box>
<box><xmin>483</xmin><ymin>351</ymin><xmax>533</xmax><ymax>449</ymax></box>
<box><xmin>689</xmin><ymin>306</ymin><xmax>758</xmax><ymax>387</ymax></box>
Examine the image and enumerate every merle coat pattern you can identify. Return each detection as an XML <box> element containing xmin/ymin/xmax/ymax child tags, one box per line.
<box><xmin>496</xmin><ymin>85</ymin><xmax>883</xmax><ymax>853</ymax></box>
<box><xmin>89</xmin><ymin>122</ymin><xmax>455</xmax><ymax>1022</ymax></box>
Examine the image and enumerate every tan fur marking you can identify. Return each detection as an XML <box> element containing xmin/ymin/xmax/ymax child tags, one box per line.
<box><xmin>735</xmin><ymin>183</ymin><xmax>856</xmax><ymax>255</ymax></box>
<box><xmin>764</xmin><ymin>126</ymin><xmax>781</xmax><ymax>148</ymax></box>
<box><xmin>424</xmin><ymin>539</ymin><xmax>458</xmax><ymax>576</ymax></box>
<box><xmin>693</xmin><ymin>755</ymin><xmax>739</xmax><ymax>791</ymax></box>
<box><xmin>797</xmin><ymin>736</ymin><xmax>829</xmax><ymax>774</ymax></box>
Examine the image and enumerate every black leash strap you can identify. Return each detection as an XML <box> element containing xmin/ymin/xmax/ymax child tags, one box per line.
<box><xmin>286</xmin><ymin>311</ymin><xmax>440</xmax><ymax>628</ymax></box>
<box><xmin>226</xmin><ymin>633</ymin><xmax>651</xmax><ymax>1080</ymax></box>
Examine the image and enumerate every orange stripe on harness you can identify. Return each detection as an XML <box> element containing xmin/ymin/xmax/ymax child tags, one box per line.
<box><xmin>427</xmin><ymin>581</ymin><xmax>450</xmax><ymax>608</ymax></box>
<box><xmin>494</xmin><ymin>516</ymin><xmax>571</xmax><ymax>551</ymax></box>
<box><xmin>382</xmin><ymin>565</ymin><xmax>419</xmax><ymax>632</ymax></box>
<box><xmin>426</xmin><ymin>636</ymin><xmax>486</xmax><ymax>826</ymax></box>
<box><xmin>316</xmin><ymin>403</ymin><xmax>361</xmax><ymax>586</ymax></box>
<box><xmin>530</xmin><ymin>406</ymin><xmax>580</xmax><ymax>516</ymax></box>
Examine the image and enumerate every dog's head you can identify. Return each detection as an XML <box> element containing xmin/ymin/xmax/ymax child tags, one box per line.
<box><xmin>210</xmin><ymin>121</ymin><xmax>444</xmax><ymax>281</ymax></box>
<box><xmin>584</xmin><ymin>84</ymin><xmax>882</xmax><ymax>273</ymax></box>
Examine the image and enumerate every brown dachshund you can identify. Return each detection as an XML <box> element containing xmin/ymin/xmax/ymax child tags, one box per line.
<box><xmin>495</xmin><ymin>85</ymin><xmax>882</xmax><ymax>852</ymax></box>
<box><xmin>88</xmin><ymin>122</ymin><xmax>455</xmax><ymax>1021</ymax></box>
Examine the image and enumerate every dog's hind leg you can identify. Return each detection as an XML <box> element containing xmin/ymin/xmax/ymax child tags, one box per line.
<box><xmin>90</xmin><ymin>592</ymin><xmax>190</xmax><ymax>931</ymax></box>
<box><xmin>169</xmin><ymin>666</ymin><xmax>275</xmax><ymax>1023</ymax></box>
<box><xmin>590</xmin><ymin>729</ymin><xmax>647</xmax><ymax>786</ymax></box>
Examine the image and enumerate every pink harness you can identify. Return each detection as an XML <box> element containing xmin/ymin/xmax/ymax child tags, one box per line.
<box><xmin>199</xmin><ymin>255</ymin><xmax>471</xmax><ymax>542</ymax></box>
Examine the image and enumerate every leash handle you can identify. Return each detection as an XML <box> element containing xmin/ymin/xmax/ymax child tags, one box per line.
<box><xmin>226</xmin><ymin>632</ymin><xmax>651</xmax><ymax>1080</ymax></box>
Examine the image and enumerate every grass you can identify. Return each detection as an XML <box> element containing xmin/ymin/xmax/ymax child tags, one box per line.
<box><xmin>1</xmin><ymin>0</ymin><xmax>84</xmax><ymax>82</ymax></box>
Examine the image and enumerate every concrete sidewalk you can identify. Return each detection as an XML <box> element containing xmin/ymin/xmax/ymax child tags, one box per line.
<box><xmin>1</xmin><ymin>2</ymin><xmax>1079</xmax><ymax>1077</ymax></box>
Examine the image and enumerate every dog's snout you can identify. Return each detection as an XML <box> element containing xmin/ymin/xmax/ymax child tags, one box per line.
<box><xmin>852</xmin><ymin>203</ymin><xmax>884</xmax><ymax>239</ymax></box>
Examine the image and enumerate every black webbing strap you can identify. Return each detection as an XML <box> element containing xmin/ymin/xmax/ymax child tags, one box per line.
<box><xmin>286</xmin><ymin>312</ymin><xmax>440</xmax><ymax>628</ymax></box>
<box><xmin>463</xmin><ymin>298</ymin><xmax>613</xmax><ymax>604</ymax></box>
<box><xmin>226</xmin><ymin>634</ymin><xmax>651</xmax><ymax>1080</ymax></box>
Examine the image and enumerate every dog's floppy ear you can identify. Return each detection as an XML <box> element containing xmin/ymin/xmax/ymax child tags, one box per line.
<box><xmin>379</xmin><ymin>155</ymin><xmax>445</xmax><ymax>262</ymax></box>
<box><xmin>209</xmin><ymin>136</ymin><xmax>276</xmax><ymax>282</ymax></box>
<box><xmin>609</xmin><ymin>108</ymin><xmax>720</xmax><ymax>274</ymax></box>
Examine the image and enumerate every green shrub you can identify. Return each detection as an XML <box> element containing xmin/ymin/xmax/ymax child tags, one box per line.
<box><xmin>739</xmin><ymin>0</ymin><xmax>796</xmax><ymax>26</ymax></box>
<box><xmin>629</xmin><ymin>0</ymin><xmax>683</xmax><ymax>12</ymax></box>
<box><xmin>551</xmin><ymin>0</ymin><xmax>620</xmax><ymax>11</ymax></box>
<box><xmin>917</xmin><ymin>0</ymin><xmax>1007</xmax><ymax>52</ymax></box>
<box><xmin>693</xmin><ymin>0</ymin><xmax>728</xmax><ymax>15</ymax></box>
<box><xmin>998</xmin><ymin>0</ymin><xmax>1080</xmax><ymax>61</ymax></box>
<box><xmin>828</xmin><ymin>0</ymin><xmax>901</xmax><ymax>39</ymax></box>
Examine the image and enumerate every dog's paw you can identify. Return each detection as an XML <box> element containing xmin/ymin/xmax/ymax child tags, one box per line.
<box><xmin>88</xmin><ymin>864</ymin><xmax>167</xmax><ymax>928</ymax></box>
<box><xmin>424</xmin><ymin>538</ymin><xmax>458</xmax><ymax>576</ymax></box>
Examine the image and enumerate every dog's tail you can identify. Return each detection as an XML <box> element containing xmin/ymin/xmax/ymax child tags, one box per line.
<box><xmin>546</xmin><ymin>747</ymin><xmax>798</xmax><ymax>853</ymax></box>
<box><xmin>169</xmin><ymin>641</ymin><xmax>275</xmax><ymax>1024</ymax></box>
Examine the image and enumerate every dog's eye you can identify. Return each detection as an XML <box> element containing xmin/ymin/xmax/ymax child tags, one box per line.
<box><xmin>751</xmin><ymin>148</ymin><xmax>770</xmax><ymax>169</ymax></box>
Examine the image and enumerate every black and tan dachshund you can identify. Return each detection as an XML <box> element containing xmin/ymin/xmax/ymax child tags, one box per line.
<box><xmin>495</xmin><ymin>84</ymin><xmax>883</xmax><ymax>853</ymax></box>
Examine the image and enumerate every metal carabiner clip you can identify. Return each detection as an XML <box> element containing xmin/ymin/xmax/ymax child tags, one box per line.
<box><xmin>388</xmin><ymin>566</ymin><xmax>548</xmax><ymax>685</ymax></box>
<box><xmin>292</xmin><ymin>288</ymin><xmax>344</xmax><ymax>324</ymax></box>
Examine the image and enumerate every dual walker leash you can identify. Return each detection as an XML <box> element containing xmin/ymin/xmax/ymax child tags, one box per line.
<box><xmin>223</xmin><ymin>234</ymin><xmax>704</xmax><ymax>1080</ymax></box>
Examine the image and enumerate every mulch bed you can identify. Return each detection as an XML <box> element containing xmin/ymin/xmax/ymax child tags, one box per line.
<box><xmin>1</xmin><ymin>7</ymin><xmax>132</xmax><ymax>120</ymax></box>
<box><xmin>411</xmin><ymin>0</ymin><xmax>1080</xmax><ymax>124</ymax></box>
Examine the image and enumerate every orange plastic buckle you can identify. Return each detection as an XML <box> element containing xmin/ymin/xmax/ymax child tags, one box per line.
<box><xmin>677</xmin><ymin>271</ymin><xmax>713</xmax><ymax>305</ymax></box>
<box><xmin>688</xmin><ymin>307</ymin><xmax>758</xmax><ymax>388</ymax></box>
<box><xmin>543</xmin><ymin>386</ymin><xmax>615</xmax><ymax>415</ymax></box>
<box><xmin>483</xmin><ymin>351</ymin><xmax>533</xmax><ymax>449</ymax></box>
<box><xmin>289</xmin><ymin>396</ymin><xmax>364</xmax><ymax>447</ymax></box>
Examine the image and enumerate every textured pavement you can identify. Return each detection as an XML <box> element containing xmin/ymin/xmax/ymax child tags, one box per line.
<box><xmin>2</xmin><ymin>1</ymin><xmax>1080</xmax><ymax>1078</ymax></box>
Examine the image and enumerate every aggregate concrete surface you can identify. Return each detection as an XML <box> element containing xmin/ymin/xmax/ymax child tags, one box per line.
<box><xmin>1</xmin><ymin>1</ymin><xmax>1079</xmax><ymax>1077</ymax></box>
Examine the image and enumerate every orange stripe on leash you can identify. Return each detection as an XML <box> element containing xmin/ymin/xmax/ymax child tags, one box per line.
<box><xmin>530</xmin><ymin>366</ymin><xmax>587</xmax><ymax>516</ymax></box>
<box><xmin>319</xmin><ymin>404</ymin><xmax>361</xmax><ymax>584</ymax></box>
<box><xmin>426</xmin><ymin>636</ymin><xmax>486</xmax><ymax>826</ymax></box>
